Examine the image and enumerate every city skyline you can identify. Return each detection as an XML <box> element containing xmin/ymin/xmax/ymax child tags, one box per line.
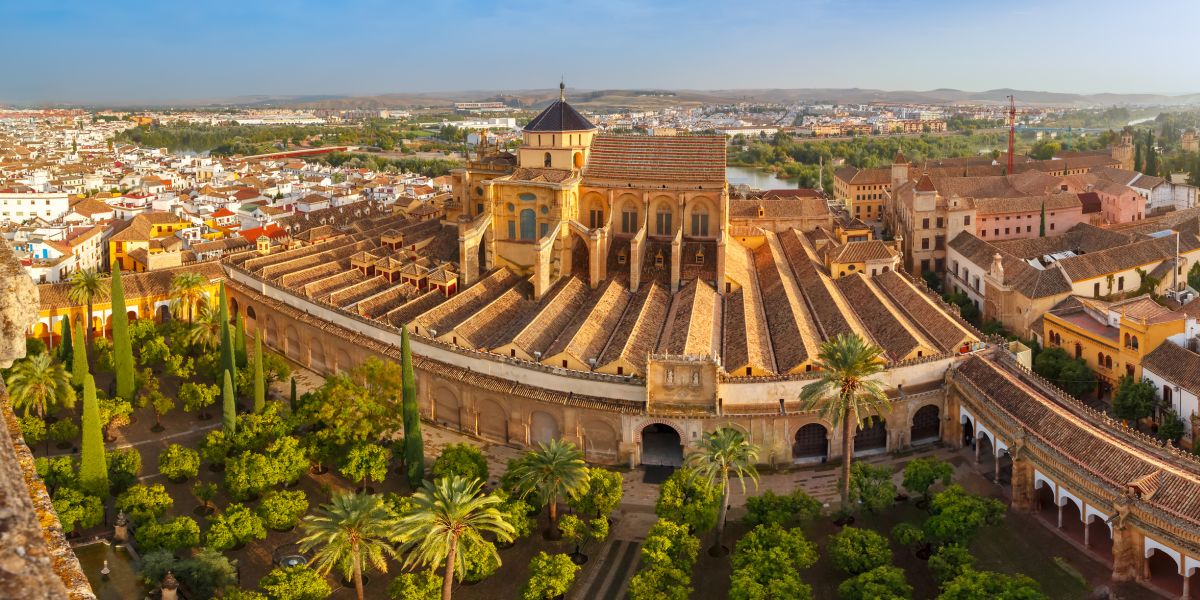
<box><xmin>4</xmin><ymin>0</ymin><xmax>1200</xmax><ymax>104</ymax></box>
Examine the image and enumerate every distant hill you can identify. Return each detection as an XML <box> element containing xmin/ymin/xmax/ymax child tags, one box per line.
<box><xmin>15</xmin><ymin>87</ymin><xmax>1200</xmax><ymax>110</ymax></box>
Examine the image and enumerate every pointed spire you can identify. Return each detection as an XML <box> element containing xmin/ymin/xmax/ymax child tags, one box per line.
<box><xmin>559</xmin><ymin>79</ymin><xmax>565</xmax><ymax>102</ymax></box>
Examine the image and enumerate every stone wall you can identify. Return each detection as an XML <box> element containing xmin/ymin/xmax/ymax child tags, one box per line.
<box><xmin>0</xmin><ymin>238</ymin><xmax>93</xmax><ymax>599</ymax></box>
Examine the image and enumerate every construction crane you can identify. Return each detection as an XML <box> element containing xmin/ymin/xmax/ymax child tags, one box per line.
<box><xmin>1007</xmin><ymin>95</ymin><xmax>1016</xmax><ymax>174</ymax></box>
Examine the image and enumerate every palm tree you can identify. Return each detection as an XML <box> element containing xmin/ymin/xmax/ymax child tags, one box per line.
<box><xmin>508</xmin><ymin>439</ymin><xmax>589</xmax><ymax>538</ymax></box>
<box><xmin>799</xmin><ymin>333</ymin><xmax>891</xmax><ymax>512</ymax></box>
<box><xmin>394</xmin><ymin>476</ymin><xmax>515</xmax><ymax>600</ymax></box>
<box><xmin>169</xmin><ymin>271</ymin><xmax>208</xmax><ymax>324</ymax></box>
<box><xmin>66</xmin><ymin>269</ymin><xmax>107</xmax><ymax>347</ymax></box>
<box><xmin>5</xmin><ymin>353</ymin><xmax>75</xmax><ymax>419</ymax></box>
<box><xmin>299</xmin><ymin>492</ymin><xmax>398</xmax><ymax>600</ymax></box>
<box><xmin>686</xmin><ymin>427</ymin><xmax>759</xmax><ymax>556</ymax></box>
<box><xmin>184</xmin><ymin>300</ymin><xmax>220</xmax><ymax>351</ymax></box>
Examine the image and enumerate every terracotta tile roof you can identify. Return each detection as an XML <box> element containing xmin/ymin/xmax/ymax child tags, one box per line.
<box><xmin>599</xmin><ymin>282</ymin><xmax>669</xmax><ymax>374</ymax></box>
<box><xmin>777</xmin><ymin>230</ymin><xmax>854</xmax><ymax>341</ymax></box>
<box><xmin>451</xmin><ymin>281</ymin><xmax>537</xmax><ymax>350</ymax></box>
<box><xmin>834</xmin><ymin>166</ymin><xmax>891</xmax><ymax>186</ymax></box>
<box><xmin>751</xmin><ymin>242</ymin><xmax>808</xmax><ymax>371</ymax></box>
<box><xmin>972</xmin><ymin>192</ymin><xmax>1081</xmax><ymax>216</ymax></box>
<box><xmin>1055</xmin><ymin>236</ymin><xmax>1189</xmax><ymax>282</ymax></box>
<box><xmin>38</xmin><ymin>261</ymin><xmax>223</xmax><ymax>310</ymax></box>
<box><xmin>546</xmin><ymin>277</ymin><xmax>631</xmax><ymax>365</ymax></box>
<box><xmin>411</xmin><ymin>269</ymin><xmax>518</xmax><ymax>335</ymax></box>
<box><xmin>827</xmin><ymin>240</ymin><xmax>897</xmax><ymax>264</ymax></box>
<box><xmin>583</xmin><ymin>135</ymin><xmax>726</xmax><ymax>183</ymax></box>
<box><xmin>729</xmin><ymin>197</ymin><xmax>829</xmax><ymax>219</ymax></box>
<box><xmin>659</xmin><ymin>279</ymin><xmax>716</xmax><ymax>357</ymax></box>
<box><xmin>835</xmin><ymin>274</ymin><xmax>921</xmax><ymax>362</ymax></box>
<box><xmin>508</xmin><ymin>168</ymin><xmax>576</xmax><ymax>183</ymax></box>
<box><xmin>955</xmin><ymin>355</ymin><xmax>1200</xmax><ymax>527</ymax></box>
<box><xmin>1143</xmin><ymin>342</ymin><xmax>1200</xmax><ymax>397</ymax></box>
<box><xmin>510</xmin><ymin>276</ymin><xmax>592</xmax><ymax>357</ymax></box>
<box><xmin>875</xmin><ymin>270</ymin><xmax>974</xmax><ymax>353</ymax></box>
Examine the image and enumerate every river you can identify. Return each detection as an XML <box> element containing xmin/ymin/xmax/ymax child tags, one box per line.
<box><xmin>726</xmin><ymin>165</ymin><xmax>798</xmax><ymax>190</ymax></box>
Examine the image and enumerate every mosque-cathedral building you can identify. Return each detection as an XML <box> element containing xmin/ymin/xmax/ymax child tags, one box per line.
<box><xmin>11</xmin><ymin>90</ymin><xmax>1200</xmax><ymax>597</ymax></box>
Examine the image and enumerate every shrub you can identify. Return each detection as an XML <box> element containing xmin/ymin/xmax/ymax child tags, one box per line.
<box><xmin>206</xmin><ymin>503</ymin><xmax>266</xmax><ymax>551</ymax></box>
<box><xmin>200</xmin><ymin>429</ymin><xmax>233</xmax><ymax>466</ymax></box>
<box><xmin>628</xmin><ymin>520</ymin><xmax>699</xmax><ymax>600</ymax></box>
<box><xmin>339</xmin><ymin>442</ymin><xmax>391</xmax><ymax>490</ymax></box>
<box><xmin>48</xmin><ymin>419</ymin><xmax>80</xmax><ymax>447</ymax></box>
<box><xmin>743</xmin><ymin>489</ymin><xmax>822</xmax><ymax>527</ymax></box>
<box><xmin>18</xmin><ymin>415</ymin><xmax>46</xmax><ymax>447</ymax></box>
<box><xmin>431</xmin><ymin>442</ymin><xmax>488</xmax><ymax>482</ymax></box>
<box><xmin>494</xmin><ymin>490</ymin><xmax>536</xmax><ymax>541</ymax></box>
<box><xmin>521</xmin><ymin>552</ymin><xmax>580</xmax><ymax>600</ymax></box>
<box><xmin>849</xmin><ymin>462</ymin><xmax>896</xmax><ymax>514</ymax></box>
<box><xmin>729</xmin><ymin>523</ymin><xmax>818</xmax><ymax>600</ymax></box>
<box><xmin>115</xmin><ymin>483</ymin><xmax>174</xmax><ymax>524</ymax></box>
<box><xmin>259</xmin><ymin>565</ymin><xmax>332</xmax><ymax>600</ymax></box>
<box><xmin>36</xmin><ymin>455</ymin><xmax>77</xmax><ymax>492</ymax></box>
<box><xmin>175</xmin><ymin>548</ymin><xmax>238</xmax><ymax>599</ymax></box>
<box><xmin>225</xmin><ymin>451</ymin><xmax>275</xmax><ymax>500</ymax></box>
<box><xmin>938</xmin><ymin>569</ymin><xmax>1046</xmax><ymax>599</ymax></box>
<box><xmin>266</xmin><ymin>436</ymin><xmax>308</xmax><ymax>485</ymax></box>
<box><xmin>929</xmin><ymin>544</ymin><xmax>975</xmax><ymax>584</ymax></box>
<box><xmin>891</xmin><ymin>522</ymin><xmax>926</xmax><ymax>548</ymax></box>
<box><xmin>655</xmin><ymin>468</ymin><xmax>721</xmax><ymax>533</ymax></box>
<box><xmin>52</xmin><ymin>487</ymin><xmax>104</xmax><ymax>533</ymax></box>
<box><xmin>462</xmin><ymin>540</ymin><xmax>501</xmax><ymax>583</ymax></box>
<box><xmin>387</xmin><ymin>570</ymin><xmax>440</xmax><ymax>600</ymax></box>
<box><xmin>837</xmin><ymin>565</ymin><xmax>912</xmax><ymax>600</ymax></box>
<box><xmin>135</xmin><ymin>516</ymin><xmax>201</xmax><ymax>553</ymax></box>
<box><xmin>923</xmin><ymin>485</ymin><xmax>1006</xmax><ymax>547</ymax></box>
<box><xmin>902</xmin><ymin>458</ymin><xmax>953</xmax><ymax>501</ymax></box>
<box><xmin>568</xmin><ymin>467</ymin><xmax>624</xmax><ymax>519</ymax></box>
<box><xmin>106</xmin><ymin>447</ymin><xmax>142</xmax><ymax>494</ymax></box>
<box><xmin>828</xmin><ymin>527</ymin><xmax>893</xmax><ymax>575</ymax></box>
<box><xmin>258</xmin><ymin>489</ymin><xmax>308</xmax><ymax>531</ymax></box>
<box><xmin>158</xmin><ymin>444</ymin><xmax>200</xmax><ymax>482</ymax></box>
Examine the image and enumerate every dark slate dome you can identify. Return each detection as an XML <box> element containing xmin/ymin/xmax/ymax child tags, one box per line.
<box><xmin>523</xmin><ymin>91</ymin><xmax>596</xmax><ymax>133</ymax></box>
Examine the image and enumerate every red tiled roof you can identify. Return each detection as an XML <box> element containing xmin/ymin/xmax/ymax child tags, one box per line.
<box><xmin>583</xmin><ymin>135</ymin><xmax>726</xmax><ymax>183</ymax></box>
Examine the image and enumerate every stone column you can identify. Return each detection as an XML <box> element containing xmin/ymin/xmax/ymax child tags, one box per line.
<box><xmin>1110</xmin><ymin>521</ymin><xmax>1141</xmax><ymax>582</ymax></box>
<box><xmin>1009</xmin><ymin>456</ymin><xmax>1036</xmax><ymax>512</ymax></box>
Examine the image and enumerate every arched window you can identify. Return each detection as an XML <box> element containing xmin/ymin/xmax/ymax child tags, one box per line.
<box><xmin>691</xmin><ymin>206</ymin><xmax>709</xmax><ymax>236</ymax></box>
<box><xmin>1105</xmin><ymin>355</ymin><xmax>1112</xmax><ymax>369</ymax></box>
<box><xmin>655</xmin><ymin>206</ymin><xmax>673</xmax><ymax>236</ymax></box>
<box><xmin>1097</xmin><ymin>351</ymin><xmax>1104</xmax><ymax>365</ymax></box>
<box><xmin>519</xmin><ymin>209</ymin><xmax>536</xmax><ymax>241</ymax></box>
<box><xmin>543</xmin><ymin>152</ymin><xmax>552</xmax><ymax>168</ymax></box>
<box><xmin>1074</xmin><ymin>342</ymin><xmax>1082</xmax><ymax>359</ymax></box>
<box><xmin>1131</xmin><ymin>336</ymin><xmax>1139</xmax><ymax>351</ymax></box>
<box><xmin>1164</xmin><ymin>386</ymin><xmax>1173</xmax><ymax>407</ymax></box>
<box><xmin>1124</xmin><ymin>333</ymin><xmax>1130</xmax><ymax>348</ymax></box>
<box><xmin>573</xmin><ymin>152</ymin><xmax>583</xmax><ymax>169</ymax></box>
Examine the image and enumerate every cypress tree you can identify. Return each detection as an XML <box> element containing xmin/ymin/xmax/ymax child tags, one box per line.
<box><xmin>252</xmin><ymin>330</ymin><xmax>265</xmax><ymax>413</ymax></box>
<box><xmin>58</xmin><ymin>315</ymin><xmax>73</xmax><ymax>366</ymax></box>
<box><xmin>234</xmin><ymin>312</ymin><xmax>247</xmax><ymax>368</ymax></box>
<box><xmin>1134</xmin><ymin>140</ymin><xmax>1144</xmax><ymax>173</ymax></box>
<box><xmin>1039</xmin><ymin>201</ymin><xmax>1046</xmax><ymax>237</ymax></box>
<box><xmin>79</xmin><ymin>374</ymin><xmax>108</xmax><ymax>497</ymax></box>
<box><xmin>71</xmin><ymin>319</ymin><xmax>88</xmax><ymax>388</ymax></box>
<box><xmin>218</xmin><ymin>284</ymin><xmax>236</xmax><ymax>393</ymax></box>
<box><xmin>401</xmin><ymin>326</ymin><xmax>424</xmax><ymax>486</ymax></box>
<box><xmin>222</xmin><ymin>369</ymin><xmax>236</xmax><ymax>435</ymax></box>
<box><xmin>110</xmin><ymin>267</ymin><xmax>135</xmax><ymax>400</ymax></box>
<box><xmin>289</xmin><ymin>376</ymin><xmax>298</xmax><ymax>413</ymax></box>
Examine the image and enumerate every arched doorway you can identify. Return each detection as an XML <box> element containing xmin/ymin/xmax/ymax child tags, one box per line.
<box><xmin>640</xmin><ymin>424</ymin><xmax>682</xmax><ymax>467</ymax></box>
<box><xmin>570</xmin><ymin>235</ymin><xmax>589</xmax><ymax>277</ymax></box>
<box><xmin>1085</xmin><ymin>515</ymin><xmax>1113</xmax><ymax>561</ymax></box>
<box><xmin>477</xmin><ymin>399</ymin><xmax>508</xmax><ymax>443</ymax></box>
<box><xmin>1060</xmin><ymin>498</ymin><xmax>1084</xmax><ymax>544</ymax></box>
<box><xmin>854</xmin><ymin>417</ymin><xmax>887</xmax><ymax>455</ymax></box>
<box><xmin>792</xmin><ymin>423</ymin><xmax>827</xmax><ymax>462</ymax></box>
<box><xmin>157</xmin><ymin>304</ymin><xmax>170</xmax><ymax>323</ymax></box>
<box><xmin>911</xmin><ymin>405</ymin><xmax>940</xmax><ymax>444</ymax></box>
<box><xmin>1146</xmin><ymin>548</ymin><xmax>1183</xmax><ymax>598</ymax></box>
<box><xmin>229</xmin><ymin>297</ymin><xmax>239</xmax><ymax>320</ymax></box>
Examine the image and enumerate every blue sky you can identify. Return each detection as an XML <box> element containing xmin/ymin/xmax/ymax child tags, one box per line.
<box><xmin>2</xmin><ymin>0</ymin><xmax>1198</xmax><ymax>104</ymax></box>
